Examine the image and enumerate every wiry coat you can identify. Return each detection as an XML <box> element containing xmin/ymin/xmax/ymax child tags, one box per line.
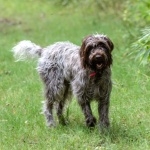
<box><xmin>12</xmin><ymin>34</ymin><xmax>114</xmax><ymax>129</ymax></box>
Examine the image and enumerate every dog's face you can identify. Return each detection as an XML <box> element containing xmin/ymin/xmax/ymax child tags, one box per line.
<box><xmin>80</xmin><ymin>34</ymin><xmax>114</xmax><ymax>71</ymax></box>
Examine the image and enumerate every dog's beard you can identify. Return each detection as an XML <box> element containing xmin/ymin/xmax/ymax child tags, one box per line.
<box><xmin>88</xmin><ymin>52</ymin><xmax>108</xmax><ymax>71</ymax></box>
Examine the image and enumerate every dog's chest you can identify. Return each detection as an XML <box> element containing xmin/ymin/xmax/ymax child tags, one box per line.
<box><xmin>89</xmin><ymin>79</ymin><xmax>101</xmax><ymax>99</ymax></box>
<box><xmin>89</xmin><ymin>72</ymin><xmax>111</xmax><ymax>99</ymax></box>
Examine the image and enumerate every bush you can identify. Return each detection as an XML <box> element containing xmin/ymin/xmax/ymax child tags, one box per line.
<box><xmin>123</xmin><ymin>0</ymin><xmax>150</xmax><ymax>66</ymax></box>
<box><xmin>123</xmin><ymin>0</ymin><xmax>150</xmax><ymax>29</ymax></box>
<box><xmin>130</xmin><ymin>28</ymin><xmax>150</xmax><ymax>65</ymax></box>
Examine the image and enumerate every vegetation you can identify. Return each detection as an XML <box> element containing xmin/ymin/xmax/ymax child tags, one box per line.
<box><xmin>0</xmin><ymin>0</ymin><xmax>149</xmax><ymax>149</ymax></box>
<box><xmin>123</xmin><ymin>0</ymin><xmax>150</xmax><ymax>65</ymax></box>
<box><xmin>131</xmin><ymin>28</ymin><xmax>150</xmax><ymax>65</ymax></box>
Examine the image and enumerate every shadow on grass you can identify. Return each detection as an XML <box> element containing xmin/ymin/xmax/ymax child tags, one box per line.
<box><xmin>99</xmin><ymin>122</ymin><xmax>142</xmax><ymax>145</ymax></box>
<box><xmin>58</xmin><ymin>120</ymin><xmax>141</xmax><ymax>142</ymax></box>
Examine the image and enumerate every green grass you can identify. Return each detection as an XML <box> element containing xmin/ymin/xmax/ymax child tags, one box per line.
<box><xmin>0</xmin><ymin>0</ymin><xmax>150</xmax><ymax>149</ymax></box>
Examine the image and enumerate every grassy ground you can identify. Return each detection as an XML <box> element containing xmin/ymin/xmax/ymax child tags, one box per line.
<box><xmin>0</xmin><ymin>0</ymin><xmax>150</xmax><ymax>149</ymax></box>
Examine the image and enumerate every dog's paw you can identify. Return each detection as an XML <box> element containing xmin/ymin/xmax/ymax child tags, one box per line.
<box><xmin>47</xmin><ymin>121</ymin><xmax>56</xmax><ymax>128</ymax></box>
<box><xmin>99</xmin><ymin>120</ymin><xmax>110</xmax><ymax>128</ymax></box>
<box><xmin>99</xmin><ymin>120</ymin><xmax>110</xmax><ymax>133</ymax></box>
<box><xmin>86</xmin><ymin>117</ymin><xmax>97</xmax><ymax>127</ymax></box>
<box><xmin>58</xmin><ymin>116</ymin><xmax>68</xmax><ymax>126</ymax></box>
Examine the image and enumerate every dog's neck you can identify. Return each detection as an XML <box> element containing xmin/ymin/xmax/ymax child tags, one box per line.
<box><xmin>89</xmin><ymin>67</ymin><xmax>109</xmax><ymax>78</ymax></box>
<box><xmin>89</xmin><ymin>70</ymin><xmax>103</xmax><ymax>78</ymax></box>
<box><xmin>89</xmin><ymin>72</ymin><xmax>97</xmax><ymax>77</ymax></box>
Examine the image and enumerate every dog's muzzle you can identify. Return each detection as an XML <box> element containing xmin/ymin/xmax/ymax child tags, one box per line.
<box><xmin>89</xmin><ymin>53</ymin><xmax>107</xmax><ymax>70</ymax></box>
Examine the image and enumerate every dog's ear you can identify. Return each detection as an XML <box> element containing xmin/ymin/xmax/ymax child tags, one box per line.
<box><xmin>80</xmin><ymin>37</ymin><xmax>87</xmax><ymax>69</ymax></box>
<box><xmin>104</xmin><ymin>36</ymin><xmax>114</xmax><ymax>52</ymax></box>
<box><xmin>80</xmin><ymin>35</ymin><xmax>92</xmax><ymax>69</ymax></box>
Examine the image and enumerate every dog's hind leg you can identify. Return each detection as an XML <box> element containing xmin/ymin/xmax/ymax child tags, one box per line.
<box><xmin>56</xmin><ymin>100</ymin><xmax>66</xmax><ymax>125</ymax></box>
<box><xmin>56</xmin><ymin>80</ymin><xmax>70</xmax><ymax>125</ymax></box>
<box><xmin>43</xmin><ymin>81</ymin><xmax>66</xmax><ymax>127</ymax></box>
<box><xmin>39</xmin><ymin>63</ymin><xmax>69</xmax><ymax>127</ymax></box>
<box><xmin>43</xmin><ymin>99</ymin><xmax>55</xmax><ymax>127</ymax></box>
<box><xmin>38</xmin><ymin>63</ymin><xmax>64</xmax><ymax>127</ymax></box>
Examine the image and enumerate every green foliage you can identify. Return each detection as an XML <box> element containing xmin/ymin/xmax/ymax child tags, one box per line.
<box><xmin>123</xmin><ymin>0</ymin><xmax>150</xmax><ymax>65</ymax></box>
<box><xmin>123</xmin><ymin>0</ymin><xmax>150</xmax><ymax>29</ymax></box>
<box><xmin>51</xmin><ymin>0</ymin><xmax>124</xmax><ymax>11</ymax></box>
<box><xmin>51</xmin><ymin>0</ymin><xmax>76</xmax><ymax>6</ymax></box>
<box><xmin>131</xmin><ymin>28</ymin><xmax>150</xmax><ymax>65</ymax></box>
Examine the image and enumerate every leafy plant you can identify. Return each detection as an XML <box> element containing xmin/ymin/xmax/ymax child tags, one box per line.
<box><xmin>123</xmin><ymin>0</ymin><xmax>150</xmax><ymax>66</ymax></box>
<box><xmin>123</xmin><ymin>0</ymin><xmax>150</xmax><ymax>28</ymax></box>
<box><xmin>131</xmin><ymin>28</ymin><xmax>150</xmax><ymax>65</ymax></box>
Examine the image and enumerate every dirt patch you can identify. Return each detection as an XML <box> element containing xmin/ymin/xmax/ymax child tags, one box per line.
<box><xmin>0</xmin><ymin>18</ymin><xmax>22</xmax><ymax>26</ymax></box>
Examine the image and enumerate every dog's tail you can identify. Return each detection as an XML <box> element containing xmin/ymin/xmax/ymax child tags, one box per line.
<box><xmin>12</xmin><ymin>40</ymin><xmax>42</xmax><ymax>61</ymax></box>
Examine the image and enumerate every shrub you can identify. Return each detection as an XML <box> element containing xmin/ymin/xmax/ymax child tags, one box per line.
<box><xmin>123</xmin><ymin>0</ymin><xmax>150</xmax><ymax>29</ymax></box>
<box><xmin>130</xmin><ymin>28</ymin><xmax>150</xmax><ymax>65</ymax></box>
<box><xmin>123</xmin><ymin>0</ymin><xmax>150</xmax><ymax>66</ymax></box>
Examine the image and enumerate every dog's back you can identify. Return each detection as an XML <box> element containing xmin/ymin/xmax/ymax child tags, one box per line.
<box><xmin>37</xmin><ymin>42</ymin><xmax>81</xmax><ymax>81</ymax></box>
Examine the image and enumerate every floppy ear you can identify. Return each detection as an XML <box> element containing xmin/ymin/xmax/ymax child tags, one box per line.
<box><xmin>80</xmin><ymin>38</ymin><xmax>87</xmax><ymax>69</ymax></box>
<box><xmin>104</xmin><ymin>36</ymin><xmax>114</xmax><ymax>52</ymax></box>
<box><xmin>80</xmin><ymin>35</ymin><xmax>92</xmax><ymax>69</ymax></box>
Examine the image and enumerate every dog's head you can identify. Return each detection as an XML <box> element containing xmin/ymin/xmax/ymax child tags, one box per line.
<box><xmin>80</xmin><ymin>34</ymin><xmax>114</xmax><ymax>71</ymax></box>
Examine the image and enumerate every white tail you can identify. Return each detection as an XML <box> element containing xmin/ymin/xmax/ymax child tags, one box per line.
<box><xmin>12</xmin><ymin>40</ymin><xmax>42</xmax><ymax>61</ymax></box>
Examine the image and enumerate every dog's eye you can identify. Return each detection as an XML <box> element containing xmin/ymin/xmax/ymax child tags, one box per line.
<box><xmin>97</xmin><ymin>43</ymin><xmax>107</xmax><ymax>49</ymax></box>
<box><xmin>89</xmin><ymin>46</ymin><xmax>93</xmax><ymax>49</ymax></box>
<box><xmin>87</xmin><ymin>45</ymin><xmax>93</xmax><ymax>51</ymax></box>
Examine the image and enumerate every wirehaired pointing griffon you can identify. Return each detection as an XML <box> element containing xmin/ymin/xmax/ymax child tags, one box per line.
<box><xmin>12</xmin><ymin>34</ymin><xmax>114</xmax><ymax>129</ymax></box>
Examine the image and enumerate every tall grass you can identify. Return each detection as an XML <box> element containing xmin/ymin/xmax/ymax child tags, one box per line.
<box><xmin>0</xmin><ymin>0</ymin><xmax>150</xmax><ymax>149</ymax></box>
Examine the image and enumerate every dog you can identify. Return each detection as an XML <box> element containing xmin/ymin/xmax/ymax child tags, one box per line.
<box><xmin>12</xmin><ymin>34</ymin><xmax>114</xmax><ymax>129</ymax></box>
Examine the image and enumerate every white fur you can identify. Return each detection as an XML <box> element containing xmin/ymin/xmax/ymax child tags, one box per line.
<box><xmin>12</xmin><ymin>40</ymin><xmax>42</xmax><ymax>61</ymax></box>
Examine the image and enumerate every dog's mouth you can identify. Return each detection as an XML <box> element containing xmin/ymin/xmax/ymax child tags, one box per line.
<box><xmin>95</xmin><ymin>59</ymin><xmax>105</xmax><ymax>69</ymax></box>
<box><xmin>94</xmin><ymin>55</ymin><xmax>106</xmax><ymax>69</ymax></box>
<box><xmin>89</xmin><ymin>58</ymin><xmax>106</xmax><ymax>70</ymax></box>
<box><xmin>96</xmin><ymin>63</ymin><xmax>103</xmax><ymax>69</ymax></box>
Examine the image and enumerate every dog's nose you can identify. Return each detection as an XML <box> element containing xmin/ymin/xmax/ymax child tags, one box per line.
<box><xmin>95</xmin><ymin>55</ymin><xmax>101</xmax><ymax>60</ymax></box>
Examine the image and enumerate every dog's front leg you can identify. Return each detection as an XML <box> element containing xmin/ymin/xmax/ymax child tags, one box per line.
<box><xmin>78</xmin><ymin>98</ymin><xmax>96</xmax><ymax>128</ymax></box>
<box><xmin>98</xmin><ymin>78</ymin><xmax>112</xmax><ymax>130</ymax></box>
<box><xmin>98</xmin><ymin>96</ymin><xmax>110</xmax><ymax>129</ymax></box>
